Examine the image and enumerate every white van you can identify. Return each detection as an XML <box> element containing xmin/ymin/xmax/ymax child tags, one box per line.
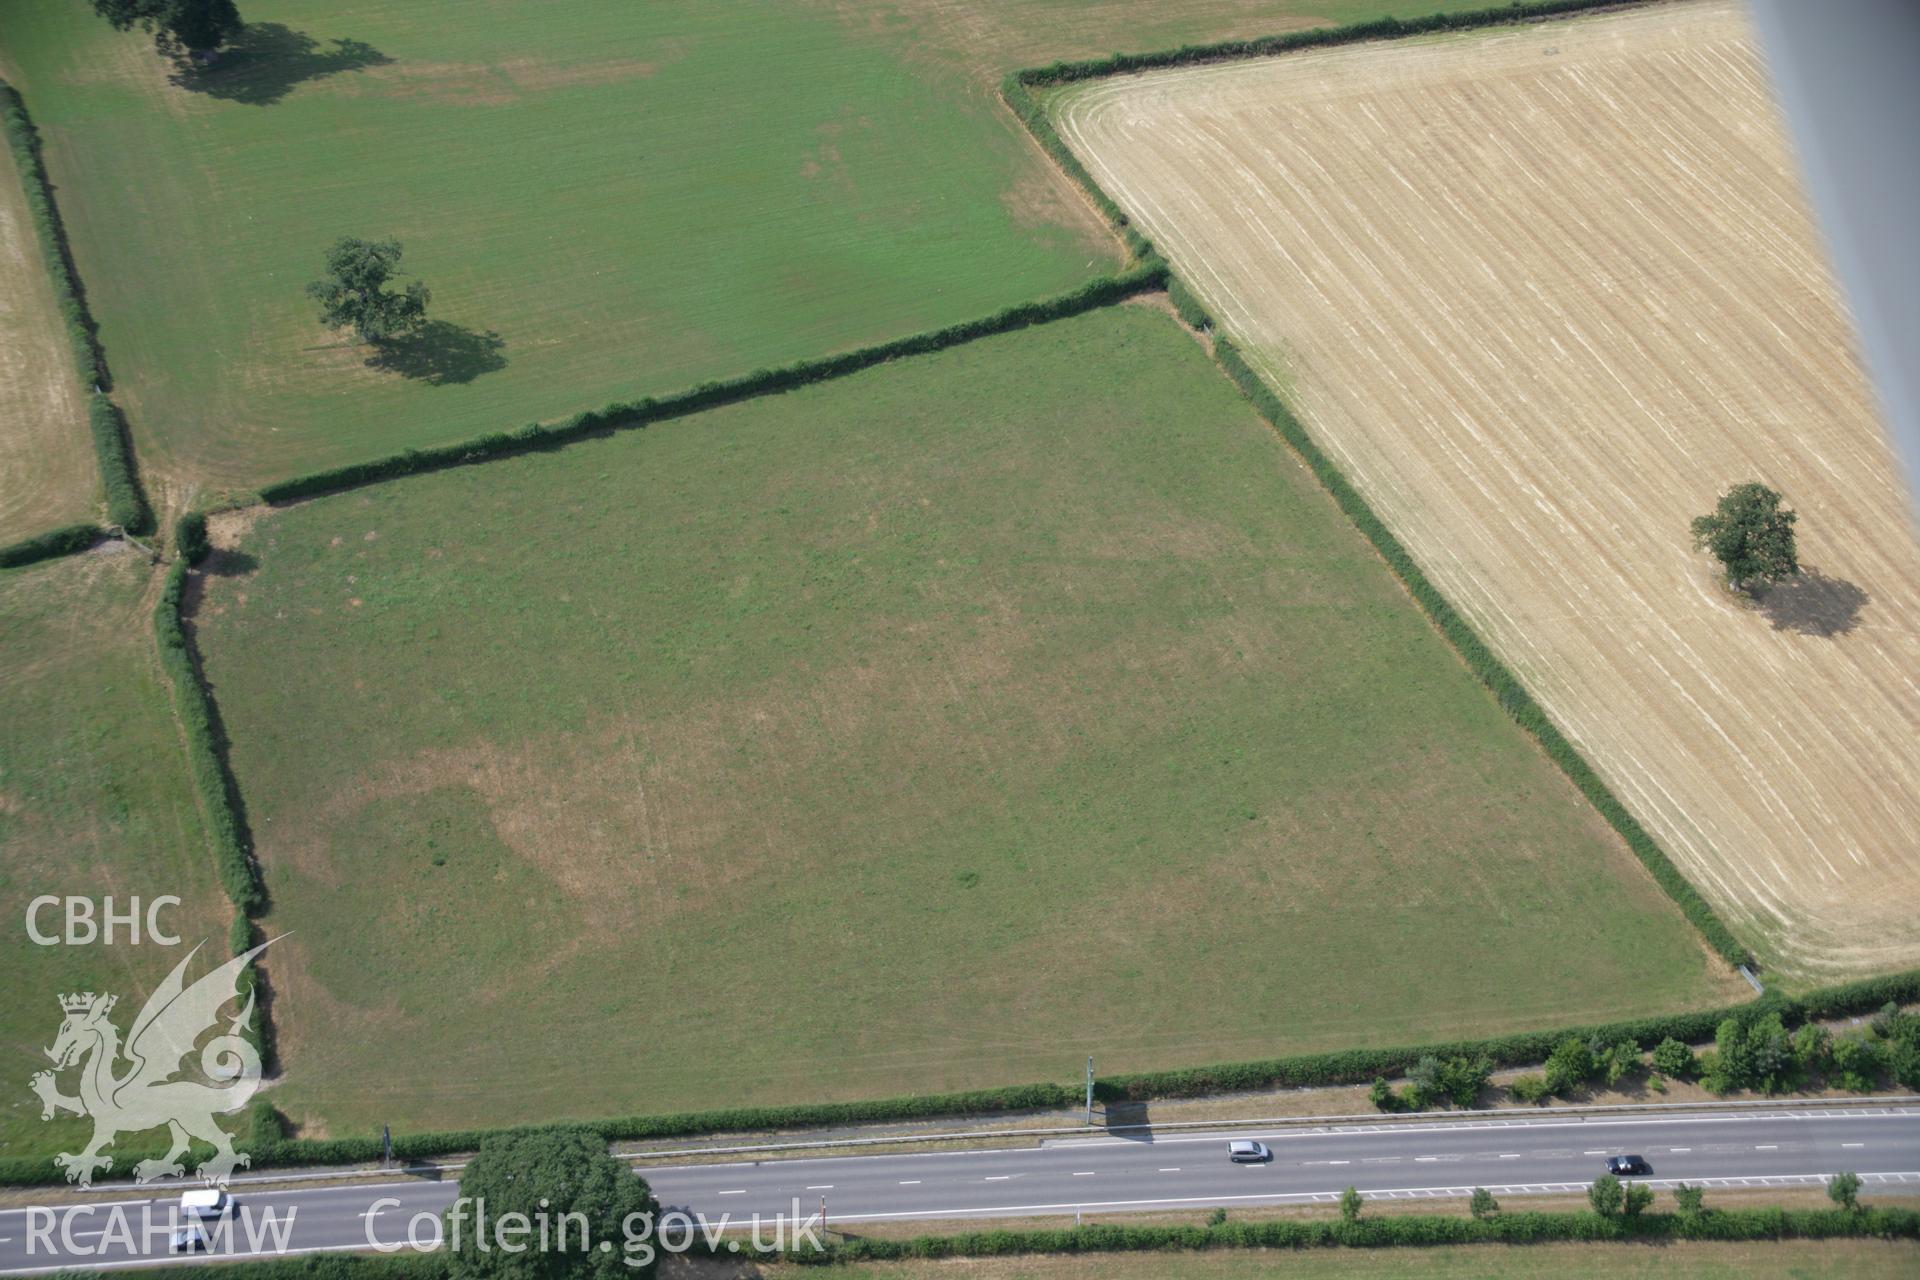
<box><xmin>178</xmin><ymin>1188</ymin><xmax>230</xmax><ymax>1221</ymax></box>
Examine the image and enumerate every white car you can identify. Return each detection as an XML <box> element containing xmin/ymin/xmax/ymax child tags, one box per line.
<box><xmin>179</xmin><ymin>1188</ymin><xmax>230</xmax><ymax>1220</ymax></box>
<box><xmin>1227</xmin><ymin>1140</ymin><xmax>1272</xmax><ymax>1163</ymax></box>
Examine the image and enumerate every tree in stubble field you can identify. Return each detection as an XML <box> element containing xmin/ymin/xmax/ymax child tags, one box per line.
<box><xmin>448</xmin><ymin>1128</ymin><xmax>660</xmax><ymax>1280</ymax></box>
<box><xmin>307</xmin><ymin>238</ymin><xmax>431</xmax><ymax>345</ymax></box>
<box><xmin>90</xmin><ymin>0</ymin><xmax>242</xmax><ymax>58</ymax></box>
<box><xmin>1691</xmin><ymin>482</ymin><xmax>1800</xmax><ymax>593</ymax></box>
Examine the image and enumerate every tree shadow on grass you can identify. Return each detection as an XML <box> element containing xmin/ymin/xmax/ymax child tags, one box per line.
<box><xmin>364</xmin><ymin>321</ymin><xmax>507</xmax><ymax>386</ymax></box>
<box><xmin>1758</xmin><ymin>569</ymin><xmax>1869</xmax><ymax>638</ymax></box>
<box><xmin>169</xmin><ymin>24</ymin><xmax>392</xmax><ymax>106</ymax></box>
<box><xmin>202</xmin><ymin>548</ymin><xmax>258</xmax><ymax>577</ymax></box>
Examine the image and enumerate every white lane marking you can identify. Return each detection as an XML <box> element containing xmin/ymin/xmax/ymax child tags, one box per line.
<box><xmin>1670</xmin><ymin>1148</ymin><xmax>1691</xmax><ymax>1153</ymax></box>
<box><xmin>716</xmin><ymin>1190</ymin><xmax>746</xmax><ymax>1196</ymax></box>
<box><xmin>1072</xmin><ymin>1171</ymin><xmax>1096</xmax><ymax>1177</ymax></box>
<box><xmin>898</xmin><ymin>1180</ymin><xmax>921</xmax><ymax>1186</ymax></box>
<box><xmin>984</xmin><ymin>1176</ymin><xmax>1011</xmax><ymax>1182</ymax></box>
<box><xmin>805</xmin><ymin>1185</ymin><xmax>833</xmax><ymax>1190</ymax></box>
<box><xmin>1158</xmin><ymin>1168</ymin><xmax>1181</xmax><ymax>1173</ymax></box>
<box><xmin>1416</xmin><ymin>1157</ymin><xmax>1439</xmax><ymax>1162</ymax></box>
<box><xmin>1499</xmin><ymin>1153</ymin><xmax>1520</xmax><ymax>1158</ymax></box>
<box><xmin>1584</xmin><ymin>1150</ymin><xmax>1607</xmax><ymax>1155</ymax></box>
<box><xmin>1756</xmin><ymin>1145</ymin><xmax>1778</xmax><ymax>1150</ymax></box>
<box><xmin>1843</xmin><ymin>1143</ymin><xmax>1865</xmax><ymax>1148</ymax></box>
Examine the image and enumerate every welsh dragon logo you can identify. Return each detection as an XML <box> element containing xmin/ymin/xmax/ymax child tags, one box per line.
<box><xmin>30</xmin><ymin>939</ymin><xmax>274</xmax><ymax>1188</ymax></box>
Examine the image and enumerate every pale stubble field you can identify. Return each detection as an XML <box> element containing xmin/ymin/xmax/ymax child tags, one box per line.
<box><xmin>1058</xmin><ymin>0</ymin><xmax>1920</xmax><ymax>975</ymax></box>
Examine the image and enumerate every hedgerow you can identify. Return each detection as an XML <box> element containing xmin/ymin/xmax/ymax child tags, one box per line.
<box><xmin>88</xmin><ymin>393</ymin><xmax>153</xmax><ymax>533</ymax></box>
<box><xmin>1166</xmin><ymin>274</ymin><xmax>1212</xmax><ymax>331</ymax></box>
<box><xmin>258</xmin><ymin>264</ymin><xmax>1167</xmax><ymax>505</ymax></box>
<box><xmin>154</xmin><ymin>558</ymin><xmax>264</xmax><ymax>915</ymax></box>
<box><xmin>1013</xmin><ymin>0</ymin><xmax>1629</xmax><ymax>89</ymax></box>
<box><xmin>0</xmin><ymin>522</ymin><xmax>102</xmax><ymax>568</ymax></box>
<box><xmin>2</xmin><ymin>81</ymin><xmax>155</xmax><ymax>538</ymax></box>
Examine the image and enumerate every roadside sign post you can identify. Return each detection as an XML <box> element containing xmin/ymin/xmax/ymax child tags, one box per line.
<box><xmin>382</xmin><ymin>1124</ymin><xmax>392</xmax><ymax>1170</ymax></box>
<box><xmin>1085</xmin><ymin>1056</ymin><xmax>1094</xmax><ymax>1127</ymax></box>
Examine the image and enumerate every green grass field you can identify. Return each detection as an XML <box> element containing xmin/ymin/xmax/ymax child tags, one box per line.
<box><xmin>0</xmin><ymin>552</ymin><xmax>230</xmax><ymax>1161</ymax></box>
<box><xmin>191</xmin><ymin>304</ymin><xmax>1737</xmax><ymax>1138</ymax></box>
<box><xmin>0</xmin><ymin>0</ymin><xmax>1488</xmax><ymax>497</ymax></box>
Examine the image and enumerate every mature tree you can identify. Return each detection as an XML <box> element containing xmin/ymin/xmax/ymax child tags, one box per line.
<box><xmin>1338</xmin><ymin>1186</ymin><xmax>1363</xmax><ymax>1223</ymax></box>
<box><xmin>1827</xmin><ymin>1170</ymin><xmax>1862</xmax><ymax>1213</ymax></box>
<box><xmin>1623</xmin><ymin>1183</ymin><xmax>1654</xmax><ymax>1217</ymax></box>
<box><xmin>1604</xmin><ymin>1039</ymin><xmax>1642</xmax><ymax>1088</ymax></box>
<box><xmin>1829</xmin><ymin>1034</ymin><xmax>1884</xmax><ymax>1092</ymax></box>
<box><xmin>307</xmin><ymin>237</ymin><xmax>430</xmax><ymax>344</ymax></box>
<box><xmin>1651</xmin><ymin>1037</ymin><xmax>1696</xmax><ymax>1080</ymax></box>
<box><xmin>448</xmin><ymin>1127</ymin><xmax>659</xmax><ymax>1280</ymax></box>
<box><xmin>1746</xmin><ymin>1013</ymin><xmax>1794</xmax><ymax>1094</ymax></box>
<box><xmin>1469</xmin><ymin>1187</ymin><xmax>1499</xmax><ymax>1220</ymax></box>
<box><xmin>1588</xmin><ymin>1173</ymin><xmax>1623</xmax><ymax>1218</ymax></box>
<box><xmin>91</xmin><ymin>0</ymin><xmax>242</xmax><ymax>57</ymax></box>
<box><xmin>1691</xmin><ymin>482</ymin><xmax>1799</xmax><ymax>592</ymax></box>
<box><xmin>1673</xmin><ymin>1183</ymin><xmax>1706</xmax><ymax>1217</ymax></box>
<box><xmin>1544</xmin><ymin>1036</ymin><xmax>1596</xmax><ymax>1097</ymax></box>
<box><xmin>1791</xmin><ymin>1022</ymin><xmax>1832</xmax><ymax>1078</ymax></box>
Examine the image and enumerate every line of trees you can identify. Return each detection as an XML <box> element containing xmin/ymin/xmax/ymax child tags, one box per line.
<box><xmin>1374</xmin><ymin>1000</ymin><xmax>1920</xmax><ymax>1112</ymax></box>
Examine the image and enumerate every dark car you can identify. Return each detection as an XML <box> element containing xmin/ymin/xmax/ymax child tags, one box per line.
<box><xmin>1607</xmin><ymin>1155</ymin><xmax>1651</xmax><ymax>1176</ymax></box>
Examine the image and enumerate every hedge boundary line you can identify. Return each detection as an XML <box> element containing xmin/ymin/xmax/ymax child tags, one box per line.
<box><xmin>67</xmin><ymin>1206</ymin><xmax>1920</xmax><ymax>1279</ymax></box>
<box><xmin>257</xmin><ymin>264</ymin><xmax>1167</xmax><ymax>506</ymax></box>
<box><xmin>89</xmin><ymin>390</ymin><xmax>154</xmax><ymax>533</ymax></box>
<box><xmin>155</xmin><ymin>555</ymin><xmax>266</xmax><ymax>918</ymax></box>
<box><xmin>999</xmin><ymin>0</ymin><xmax>1750</xmax><ymax>968</ymax></box>
<box><xmin>1</xmin><ymin>79</ymin><xmax>154</xmax><ymax>536</ymax></box>
<box><xmin>4</xmin><ymin>969</ymin><xmax>1910</xmax><ymax>1186</ymax></box>
<box><xmin>0</xmin><ymin>522</ymin><xmax>104</xmax><ymax>568</ymax></box>
<box><xmin>1012</xmin><ymin>0</ymin><xmax>1631</xmax><ymax>87</ymax></box>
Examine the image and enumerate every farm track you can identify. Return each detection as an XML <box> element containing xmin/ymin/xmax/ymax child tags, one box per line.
<box><xmin>1058</xmin><ymin>0</ymin><xmax>1920</xmax><ymax>975</ymax></box>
